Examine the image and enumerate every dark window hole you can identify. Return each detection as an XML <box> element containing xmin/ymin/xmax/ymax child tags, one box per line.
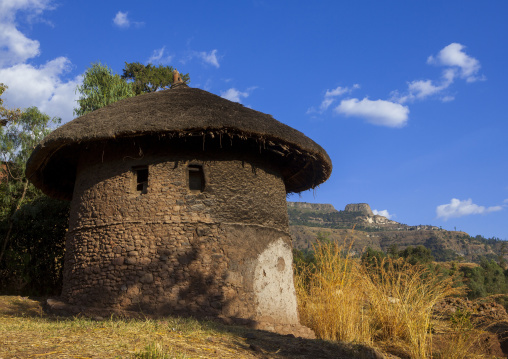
<box><xmin>188</xmin><ymin>165</ymin><xmax>204</xmax><ymax>192</ymax></box>
<box><xmin>134</xmin><ymin>166</ymin><xmax>148</xmax><ymax>194</ymax></box>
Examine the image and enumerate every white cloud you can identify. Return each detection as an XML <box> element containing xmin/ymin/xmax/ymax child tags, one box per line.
<box><xmin>317</xmin><ymin>97</ymin><xmax>334</xmax><ymax>112</ymax></box>
<box><xmin>0</xmin><ymin>0</ymin><xmax>53</xmax><ymax>67</ymax></box>
<box><xmin>436</xmin><ymin>198</ymin><xmax>503</xmax><ymax>220</ymax></box>
<box><xmin>220</xmin><ymin>88</ymin><xmax>249</xmax><ymax>103</ymax></box>
<box><xmin>392</xmin><ymin>43</ymin><xmax>483</xmax><ymax>104</ymax></box>
<box><xmin>307</xmin><ymin>84</ymin><xmax>360</xmax><ymax>114</ymax></box>
<box><xmin>325</xmin><ymin>84</ymin><xmax>359</xmax><ymax>98</ymax></box>
<box><xmin>181</xmin><ymin>49</ymin><xmax>221</xmax><ymax>68</ymax></box>
<box><xmin>112</xmin><ymin>11</ymin><xmax>143</xmax><ymax>29</ymax></box>
<box><xmin>335</xmin><ymin>98</ymin><xmax>409</xmax><ymax>128</ymax></box>
<box><xmin>441</xmin><ymin>95</ymin><xmax>455</xmax><ymax>103</ymax></box>
<box><xmin>113</xmin><ymin>11</ymin><xmax>129</xmax><ymax>28</ymax></box>
<box><xmin>197</xmin><ymin>49</ymin><xmax>220</xmax><ymax>68</ymax></box>
<box><xmin>373</xmin><ymin>209</ymin><xmax>394</xmax><ymax>219</ymax></box>
<box><xmin>428</xmin><ymin>43</ymin><xmax>482</xmax><ymax>82</ymax></box>
<box><xmin>147</xmin><ymin>46</ymin><xmax>173</xmax><ymax>64</ymax></box>
<box><xmin>0</xmin><ymin>57</ymin><xmax>81</xmax><ymax>123</ymax></box>
<box><xmin>0</xmin><ymin>2</ymin><xmax>80</xmax><ymax>123</ymax></box>
<box><xmin>407</xmin><ymin>79</ymin><xmax>445</xmax><ymax>99</ymax></box>
<box><xmin>309</xmin><ymin>43</ymin><xmax>482</xmax><ymax>128</ymax></box>
<box><xmin>394</xmin><ymin>68</ymin><xmax>456</xmax><ymax>104</ymax></box>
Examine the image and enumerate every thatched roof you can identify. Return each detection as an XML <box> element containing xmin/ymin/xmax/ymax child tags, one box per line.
<box><xmin>26</xmin><ymin>85</ymin><xmax>332</xmax><ymax>200</ymax></box>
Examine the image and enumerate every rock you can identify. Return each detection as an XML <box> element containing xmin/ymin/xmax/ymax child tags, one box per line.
<box><xmin>287</xmin><ymin>202</ymin><xmax>336</xmax><ymax>212</ymax></box>
<box><xmin>140</xmin><ymin>273</ymin><xmax>154</xmax><ymax>283</ymax></box>
<box><xmin>344</xmin><ymin>203</ymin><xmax>374</xmax><ymax>216</ymax></box>
<box><xmin>112</xmin><ymin>257</ymin><xmax>124</xmax><ymax>265</ymax></box>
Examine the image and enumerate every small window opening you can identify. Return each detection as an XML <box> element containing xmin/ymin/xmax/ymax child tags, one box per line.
<box><xmin>188</xmin><ymin>165</ymin><xmax>204</xmax><ymax>193</ymax></box>
<box><xmin>134</xmin><ymin>166</ymin><xmax>148</xmax><ymax>194</ymax></box>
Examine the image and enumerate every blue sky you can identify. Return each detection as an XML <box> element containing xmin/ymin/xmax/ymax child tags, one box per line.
<box><xmin>1</xmin><ymin>0</ymin><xmax>507</xmax><ymax>239</ymax></box>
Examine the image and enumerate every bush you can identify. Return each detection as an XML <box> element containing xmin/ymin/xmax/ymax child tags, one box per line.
<box><xmin>398</xmin><ymin>245</ymin><xmax>434</xmax><ymax>265</ymax></box>
<box><xmin>0</xmin><ymin>196</ymin><xmax>69</xmax><ymax>295</ymax></box>
<box><xmin>460</xmin><ymin>258</ymin><xmax>508</xmax><ymax>299</ymax></box>
<box><xmin>361</xmin><ymin>247</ymin><xmax>386</xmax><ymax>267</ymax></box>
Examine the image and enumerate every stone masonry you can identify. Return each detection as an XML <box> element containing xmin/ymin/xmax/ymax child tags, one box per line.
<box><xmin>61</xmin><ymin>139</ymin><xmax>311</xmax><ymax>336</ymax></box>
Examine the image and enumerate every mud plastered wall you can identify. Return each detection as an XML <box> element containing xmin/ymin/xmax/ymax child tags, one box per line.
<box><xmin>62</xmin><ymin>140</ymin><xmax>300</xmax><ymax>329</ymax></box>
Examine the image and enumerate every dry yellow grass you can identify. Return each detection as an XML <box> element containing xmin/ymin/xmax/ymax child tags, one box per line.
<box><xmin>0</xmin><ymin>296</ymin><xmax>384</xmax><ymax>359</ymax></box>
<box><xmin>363</xmin><ymin>258</ymin><xmax>462</xmax><ymax>358</ymax></box>
<box><xmin>294</xmin><ymin>239</ymin><xmax>372</xmax><ymax>344</ymax></box>
<box><xmin>0</xmin><ymin>312</ymin><xmax>246</xmax><ymax>358</ymax></box>
<box><xmin>295</xmin><ymin>239</ymin><xmax>464</xmax><ymax>359</ymax></box>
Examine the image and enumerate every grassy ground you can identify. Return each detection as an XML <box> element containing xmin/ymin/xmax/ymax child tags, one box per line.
<box><xmin>0</xmin><ymin>296</ymin><xmax>384</xmax><ymax>359</ymax></box>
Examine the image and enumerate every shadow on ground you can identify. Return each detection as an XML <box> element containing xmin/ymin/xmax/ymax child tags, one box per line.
<box><xmin>0</xmin><ymin>295</ymin><xmax>385</xmax><ymax>359</ymax></box>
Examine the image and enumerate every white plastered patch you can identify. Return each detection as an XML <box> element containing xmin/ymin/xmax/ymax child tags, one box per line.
<box><xmin>253</xmin><ymin>238</ymin><xmax>299</xmax><ymax>324</ymax></box>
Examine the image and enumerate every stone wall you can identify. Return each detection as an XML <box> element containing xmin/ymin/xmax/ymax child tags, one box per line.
<box><xmin>61</xmin><ymin>140</ymin><xmax>307</xmax><ymax>334</ymax></box>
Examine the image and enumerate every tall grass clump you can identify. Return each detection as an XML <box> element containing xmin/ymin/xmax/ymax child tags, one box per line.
<box><xmin>295</xmin><ymin>239</ymin><xmax>462</xmax><ymax>358</ymax></box>
<box><xmin>294</xmin><ymin>239</ymin><xmax>372</xmax><ymax>344</ymax></box>
<box><xmin>363</xmin><ymin>258</ymin><xmax>462</xmax><ymax>358</ymax></box>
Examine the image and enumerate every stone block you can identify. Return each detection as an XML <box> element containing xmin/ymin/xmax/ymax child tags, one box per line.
<box><xmin>112</xmin><ymin>257</ymin><xmax>124</xmax><ymax>265</ymax></box>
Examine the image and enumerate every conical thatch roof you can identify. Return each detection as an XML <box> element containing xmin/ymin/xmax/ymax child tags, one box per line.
<box><xmin>26</xmin><ymin>85</ymin><xmax>332</xmax><ymax>200</ymax></box>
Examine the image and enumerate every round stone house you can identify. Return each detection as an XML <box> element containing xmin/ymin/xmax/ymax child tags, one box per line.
<box><xmin>26</xmin><ymin>84</ymin><xmax>332</xmax><ymax>335</ymax></box>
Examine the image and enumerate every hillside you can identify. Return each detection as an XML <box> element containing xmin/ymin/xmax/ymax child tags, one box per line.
<box><xmin>288</xmin><ymin>202</ymin><xmax>502</xmax><ymax>262</ymax></box>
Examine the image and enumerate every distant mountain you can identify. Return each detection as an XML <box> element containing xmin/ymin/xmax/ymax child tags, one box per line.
<box><xmin>288</xmin><ymin>202</ymin><xmax>503</xmax><ymax>262</ymax></box>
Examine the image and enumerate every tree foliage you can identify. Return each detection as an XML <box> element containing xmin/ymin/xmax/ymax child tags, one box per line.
<box><xmin>122</xmin><ymin>62</ymin><xmax>190</xmax><ymax>95</ymax></box>
<box><xmin>461</xmin><ymin>258</ymin><xmax>508</xmax><ymax>299</ymax></box>
<box><xmin>74</xmin><ymin>62</ymin><xmax>190</xmax><ymax>117</ymax></box>
<box><xmin>398</xmin><ymin>245</ymin><xmax>434</xmax><ymax>265</ymax></box>
<box><xmin>74</xmin><ymin>62</ymin><xmax>135</xmax><ymax>117</ymax></box>
<box><xmin>0</xmin><ymin>84</ymin><xmax>22</xmax><ymax>126</ymax></box>
<box><xmin>0</xmin><ymin>89</ymin><xmax>68</xmax><ymax>294</ymax></box>
<box><xmin>0</xmin><ymin>106</ymin><xmax>59</xmax><ymax>231</ymax></box>
<box><xmin>0</xmin><ymin>196</ymin><xmax>69</xmax><ymax>294</ymax></box>
<box><xmin>361</xmin><ymin>247</ymin><xmax>386</xmax><ymax>267</ymax></box>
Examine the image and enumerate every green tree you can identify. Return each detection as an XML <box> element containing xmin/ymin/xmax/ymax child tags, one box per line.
<box><xmin>0</xmin><ymin>99</ymin><xmax>68</xmax><ymax>292</ymax></box>
<box><xmin>316</xmin><ymin>231</ymin><xmax>331</xmax><ymax>244</ymax></box>
<box><xmin>74</xmin><ymin>62</ymin><xmax>135</xmax><ymax>117</ymax></box>
<box><xmin>0</xmin><ymin>105</ymin><xmax>61</xmax><ymax>264</ymax></box>
<box><xmin>0</xmin><ymin>84</ymin><xmax>22</xmax><ymax>126</ymax></box>
<box><xmin>387</xmin><ymin>244</ymin><xmax>399</xmax><ymax>258</ymax></box>
<box><xmin>293</xmin><ymin>248</ymin><xmax>316</xmax><ymax>271</ymax></box>
<box><xmin>122</xmin><ymin>62</ymin><xmax>190</xmax><ymax>95</ymax></box>
<box><xmin>498</xmin><ymin>241</ymin><xmax>507</xmax><ymax>269</ymax></box>
<box><xmin>399</xmin><ymin>245</ymin><xmax>434</xmax><ymax>265</ymax></box>
<box><xmin>460</xmin><ymin>258</ymin><xmax>508</xmax><ymax>299</ymax></box>
<box><xmin>1</xmin><ymin>196</ymin><xmax>69</xmax><ymax>294</ymax></box>
<box><xmin>361</xmin><ymin>247</ymin><xmax>386</xmax><ymax>267</ymax></box>
<box><xmin>1</xmin><ymin>86</ymin><xmax>69</xmax><ymax>295</ymax></box>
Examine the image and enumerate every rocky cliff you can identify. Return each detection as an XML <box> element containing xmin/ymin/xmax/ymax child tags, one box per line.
<box><xmin>288</xmin><ymin>201</ymin><xmax>501</xmax><ymax>263</ymax></box>
<box><xmin>344</xmin><ymin>203</ymin><xmax>373</xmax><ymax>216</ymax></box>
<box><xmin>288</xmin><ymin>202</ymin><xmax>402</xmax><ymax>230</ymax></box>
<box><xmin>287</xmin><ymin>202</ymin><xmax>336</xmax><ymax>212</ymax></box>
